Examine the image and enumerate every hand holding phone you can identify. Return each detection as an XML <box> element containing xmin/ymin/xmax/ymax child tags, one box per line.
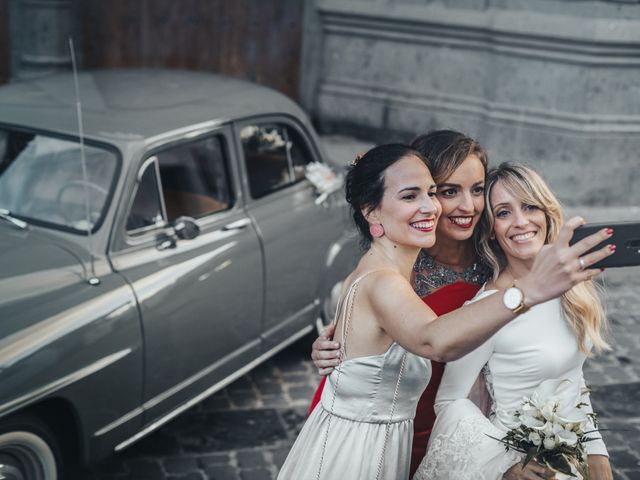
<box><xmin>570</xmin><ymin>221</ymin><xmax>640</xmax><ymax>269</ymax></box>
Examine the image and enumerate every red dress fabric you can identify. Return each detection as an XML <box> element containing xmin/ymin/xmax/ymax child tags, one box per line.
<box><xmin>306</xmin><ymin>281</ymin><xmax>482</xmax><ymax>478</ymax></box>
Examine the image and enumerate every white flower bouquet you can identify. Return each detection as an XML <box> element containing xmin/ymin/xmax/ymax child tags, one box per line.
<box><xmin>491</xmin><ymin>379</ymin><xmax>600</xmax><ymax>479</ymax></box>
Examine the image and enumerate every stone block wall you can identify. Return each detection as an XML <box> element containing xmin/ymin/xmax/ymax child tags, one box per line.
<box><xmin>300</xmin><ymin>0</ymin><xmax>640</xmax><ymax>205</ymax></box>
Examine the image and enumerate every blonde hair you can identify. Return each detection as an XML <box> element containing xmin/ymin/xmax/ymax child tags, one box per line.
<box><xmin>477</xmin><ymin>162</ymin><xmax>609</xmax><ymax>354</ymax></box>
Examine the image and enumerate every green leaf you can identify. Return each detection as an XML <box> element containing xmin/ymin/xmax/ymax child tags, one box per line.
<box><xmin>522</xmin><ymin>447</ymin><xmax>538</xmax><ymax>468</ymax></box>
<box><xmin>487</xmin><ymin>439</ymin><xmax>528</xmax><ymax>454</ymax></box>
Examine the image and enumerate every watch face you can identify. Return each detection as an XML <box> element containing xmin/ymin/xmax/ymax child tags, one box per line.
<box><xmin>503</xmin><ymin>287</ymin><xmax>523</xmax><ymax>310</ymax></box>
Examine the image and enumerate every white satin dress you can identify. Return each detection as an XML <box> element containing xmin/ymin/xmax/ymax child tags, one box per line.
<box><xmin>278</xmin><ymin>272</ymin><xmax>432</xmax><ymax>479</ymax></box>
<box><xmin>413</xmin><ymin>288</ymin><xmax>608</xmax><ymax>480</ymax></box>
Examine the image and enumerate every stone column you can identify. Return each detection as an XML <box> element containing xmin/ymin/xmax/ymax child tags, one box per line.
<box><xmin>9</xmin><ymin>0</ymin><xmax>79</xmax><ymax>79</ymax></box>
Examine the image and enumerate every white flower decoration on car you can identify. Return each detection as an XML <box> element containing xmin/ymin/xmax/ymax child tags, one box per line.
<box><xmin>305</xmin><ymin>162</ymin><xmax>344</xmax><ymax>205</ymax></box>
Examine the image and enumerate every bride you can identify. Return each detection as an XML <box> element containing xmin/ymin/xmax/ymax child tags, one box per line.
<box><xmin>414</xmin><ymin>162</ymin><xmax>613</xmax><ymax>480</ymax></box>
<box><xmin>277</xmin><ymin>145</ymin><xmax>613</xmax><ymax>479</ymax></box>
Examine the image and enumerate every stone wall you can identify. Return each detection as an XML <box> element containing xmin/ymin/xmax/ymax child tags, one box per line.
<box><xmin>300</xmin><ymin>0</ymin><xmax>640</xmax><ymax>205</ymax></box>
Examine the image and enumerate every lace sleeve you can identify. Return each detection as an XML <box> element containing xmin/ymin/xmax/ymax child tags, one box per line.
<box><xmin>413</xmin><ymin>399</ymin><xmax>521</xmax><ymax>480</ymax></box>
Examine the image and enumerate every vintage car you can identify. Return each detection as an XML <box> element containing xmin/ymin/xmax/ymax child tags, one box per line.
<box><xmin>0</xmin><ymin>69</ymin><xmax>359</xmax><ymax>479</ymax></box>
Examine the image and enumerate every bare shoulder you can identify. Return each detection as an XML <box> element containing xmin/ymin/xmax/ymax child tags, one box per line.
<box><xmin>362</xmin><ymin>270</ymin><xmax>422</xmax><ymax>309</ymax></box>
<box><xmin>363</xmin><ymin>269</ymin><xmax>409</xmax><ymax>292</ymax></box>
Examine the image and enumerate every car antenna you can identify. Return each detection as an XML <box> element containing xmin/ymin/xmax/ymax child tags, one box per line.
<box><xmin>69</xmin><ymin>36</ymin><xmax>100</xmax><ymax>286</ymax></box>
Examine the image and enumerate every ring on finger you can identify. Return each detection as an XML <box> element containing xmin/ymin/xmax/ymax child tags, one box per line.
<box><xmin>578</xmin><ymin>256</ymin><xmax>586</xmax><ymax>270</ymax></box>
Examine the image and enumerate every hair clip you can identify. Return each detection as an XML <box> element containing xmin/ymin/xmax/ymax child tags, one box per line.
<box><xmin>351</xmin><ymin>153</ymin><xmax>364</xmax><ymax>166</ymax></box>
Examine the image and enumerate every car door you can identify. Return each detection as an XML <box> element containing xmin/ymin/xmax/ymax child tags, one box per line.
<box><xmin>109</xmin><ymin>128</ymin><xmax>264</xmax><ymax>423</ymax></box>
<box><xmin>234</xmin><ymin>117</ymin><xmax>339</xmax><ymax>351</ymax></box>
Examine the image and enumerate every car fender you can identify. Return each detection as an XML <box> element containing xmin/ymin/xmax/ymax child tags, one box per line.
<box><xmin>0</xmin><ymin>265</ymin><xmax>144</xmax><ymax>464</ymax></box>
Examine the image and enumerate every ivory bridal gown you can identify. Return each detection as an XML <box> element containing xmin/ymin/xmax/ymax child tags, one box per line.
<box><xmin>413</xmin><ymin>288</ymin><xmax>607</xmax><ymax>480</ymax></box>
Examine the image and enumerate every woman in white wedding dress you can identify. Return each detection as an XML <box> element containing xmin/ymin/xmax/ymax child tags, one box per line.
<box><xmin>277</xmin><ymin>146</ymin><xmax>613</xmax><ymax>480</ymax></box>
<box><xmin>414</xmin><ymin>162</ymin><xmax>613</xmax><ymax>480</ymax></box>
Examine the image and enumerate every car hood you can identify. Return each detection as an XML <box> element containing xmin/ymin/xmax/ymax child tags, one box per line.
<box><xmin>0</xmin><ymin>224</ymin><xmax>86</xmax><ymax>304</ymax></box>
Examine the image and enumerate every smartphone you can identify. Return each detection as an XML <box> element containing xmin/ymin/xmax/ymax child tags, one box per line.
<box><xmin>569</xmin><ymin>221</ymin><xmax>640</xmax><ymax>269</ymax></box>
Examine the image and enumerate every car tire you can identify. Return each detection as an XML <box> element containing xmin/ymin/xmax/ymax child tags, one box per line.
<box><xmin>0</xmin><ymin>415</ymin><xmax>60</xmax><ymax>480</ymax></box>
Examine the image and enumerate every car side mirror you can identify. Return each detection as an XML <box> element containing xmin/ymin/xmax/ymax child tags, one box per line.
<box><xmin>172</xmin><ymin>216</ymin><xmax>200</xmax><ymax>240</ymax></box>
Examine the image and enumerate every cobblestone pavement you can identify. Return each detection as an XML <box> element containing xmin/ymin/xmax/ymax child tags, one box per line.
<box><xmin>73</xmin><ymin>266</ymin><xmax>640</xmax><ymax>480</ymax></box>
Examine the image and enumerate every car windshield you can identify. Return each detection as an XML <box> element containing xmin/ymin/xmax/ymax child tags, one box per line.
<box><xmin>0</xmin><ymin>128</ymin><xmax>118</xmax><ymax>234</ymax></box>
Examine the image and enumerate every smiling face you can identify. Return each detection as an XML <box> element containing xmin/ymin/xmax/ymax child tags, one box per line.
<box><xmin>489</xmin><ymin>180</ymin><xmax>548</xmax><ymax>265</ymax></box>
<box><xmin>367</xmin><ymin>154</ymin><xmax>442</xmax><ymax>249</ymax></box>
<box><xmin>435</xmin><ymin>154</ymin><xmax>486</xmax><ymax>243</ymax></box>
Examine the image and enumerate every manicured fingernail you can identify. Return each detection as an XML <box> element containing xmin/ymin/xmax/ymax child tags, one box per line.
<box><xmin>609</xmin><ymin>244</ymin><xmax>616</xmax><ymax>252</ymax></box>
<box><xmin>606</xmin><ymin>228</ymin><xmax>614</xmax><ymax>236</ymax></box>
<box><xmin>332</xmin><ymin>342</ymin><xmax>339</xmax><ymax>348</ymax></box>
<box><xmin>600</xmin><ymin>268</ymin><xmax>605</xmax><ymax>272</ymax></box>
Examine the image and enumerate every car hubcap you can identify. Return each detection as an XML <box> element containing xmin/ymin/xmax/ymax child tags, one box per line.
<box><xmin>0</xmin><ymin>432</ymin><xmax>56</xmax><ymax>480</ymax></box>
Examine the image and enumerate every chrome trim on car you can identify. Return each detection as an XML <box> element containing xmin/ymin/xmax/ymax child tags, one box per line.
<box><xmin>93</xmin><ymin>406</ymin><xmax>144</xmax><ymax>437</ymax></box>
<box><xmin>143</xmin><ymin>340</ymin><xmax>259</xmax><ymax>411</ymax></box>
<box><xmin>0</xmin><ymin>349</ymin><xmax>131</xmax><ymax>417</ymax></box>
<box><xmin>222</xmin><ymin>218</ymin><xmax>251</xmax><ymax>230</ymax></box>
<box><xmin>114</xmin><ymin>325</ymin><xmax>314</xmax><ymax>452</ymax></box>
<box><xmin>144</xmin><ymin>120</ymin><xmax>225</xmax><ymax>147</ymax></box>
<box><xmin>95</xmin><ymin>338</ymin><xmax>258</xmax><ymax>438</ymax></box>
<box><xmin>260</xmin><ymin>302</ymin><xmax>317</xmax><ymax>340</ymax></box>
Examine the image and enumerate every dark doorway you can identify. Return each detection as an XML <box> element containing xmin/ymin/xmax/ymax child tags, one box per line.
<box><xmin>79</xmin><ymin>0</ymin><xmax>303</xmax><ymax>99</ymax></box>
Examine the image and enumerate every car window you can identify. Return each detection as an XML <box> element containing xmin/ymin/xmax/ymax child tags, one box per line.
<box><xmin>240</xmin><ymin>123</ymin><xmax>315</xmax><ymax>198</ymax></box>
<box><xmin>126</xmin><ymin>160</ymin><xmax>165</xmax><ymax>233</ymax></box>
<box><xmin>0</xmin><ymin>128</ymin><xmax>118</xmax><ymax>234</ymax></box>
<box><xmin>156</xmin><ymin>135</ymin><xmax>233</xmax><ymax>222</ymax></box>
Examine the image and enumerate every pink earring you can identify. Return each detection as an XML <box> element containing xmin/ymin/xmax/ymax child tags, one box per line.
<box><xmin>369</xmin><ymin>224</ymin><xmax>385</xmax><ymax>238</ymax></box>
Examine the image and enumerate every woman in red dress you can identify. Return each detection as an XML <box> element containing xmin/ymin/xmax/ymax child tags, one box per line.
<box><xmin>309</xmin><ymin>129</ymin><xmax>491</xmax><ymax>477</ymax></box>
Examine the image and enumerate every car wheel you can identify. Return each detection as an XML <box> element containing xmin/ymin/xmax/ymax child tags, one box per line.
<box><xmin>0</xmin><ymin>416</ymin><xmax>59</xmax><ymax>480</ymax></box>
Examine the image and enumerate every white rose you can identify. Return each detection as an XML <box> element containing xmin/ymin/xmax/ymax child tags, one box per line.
<box><xmin>528</xmin><ymin>431</ymin><xmax>542</xmax><ymax>446</ymax></box>
<box><xmin>543</xmin><ymin>436</ymin><xmax>557</xmax><ymax>450</ymax></box>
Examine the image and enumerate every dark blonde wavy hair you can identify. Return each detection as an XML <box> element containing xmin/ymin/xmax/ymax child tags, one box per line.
<box><xmin>477</xmin><ymin>162</ymin><xmax>609</xmax><ymax>354</ymax></box>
